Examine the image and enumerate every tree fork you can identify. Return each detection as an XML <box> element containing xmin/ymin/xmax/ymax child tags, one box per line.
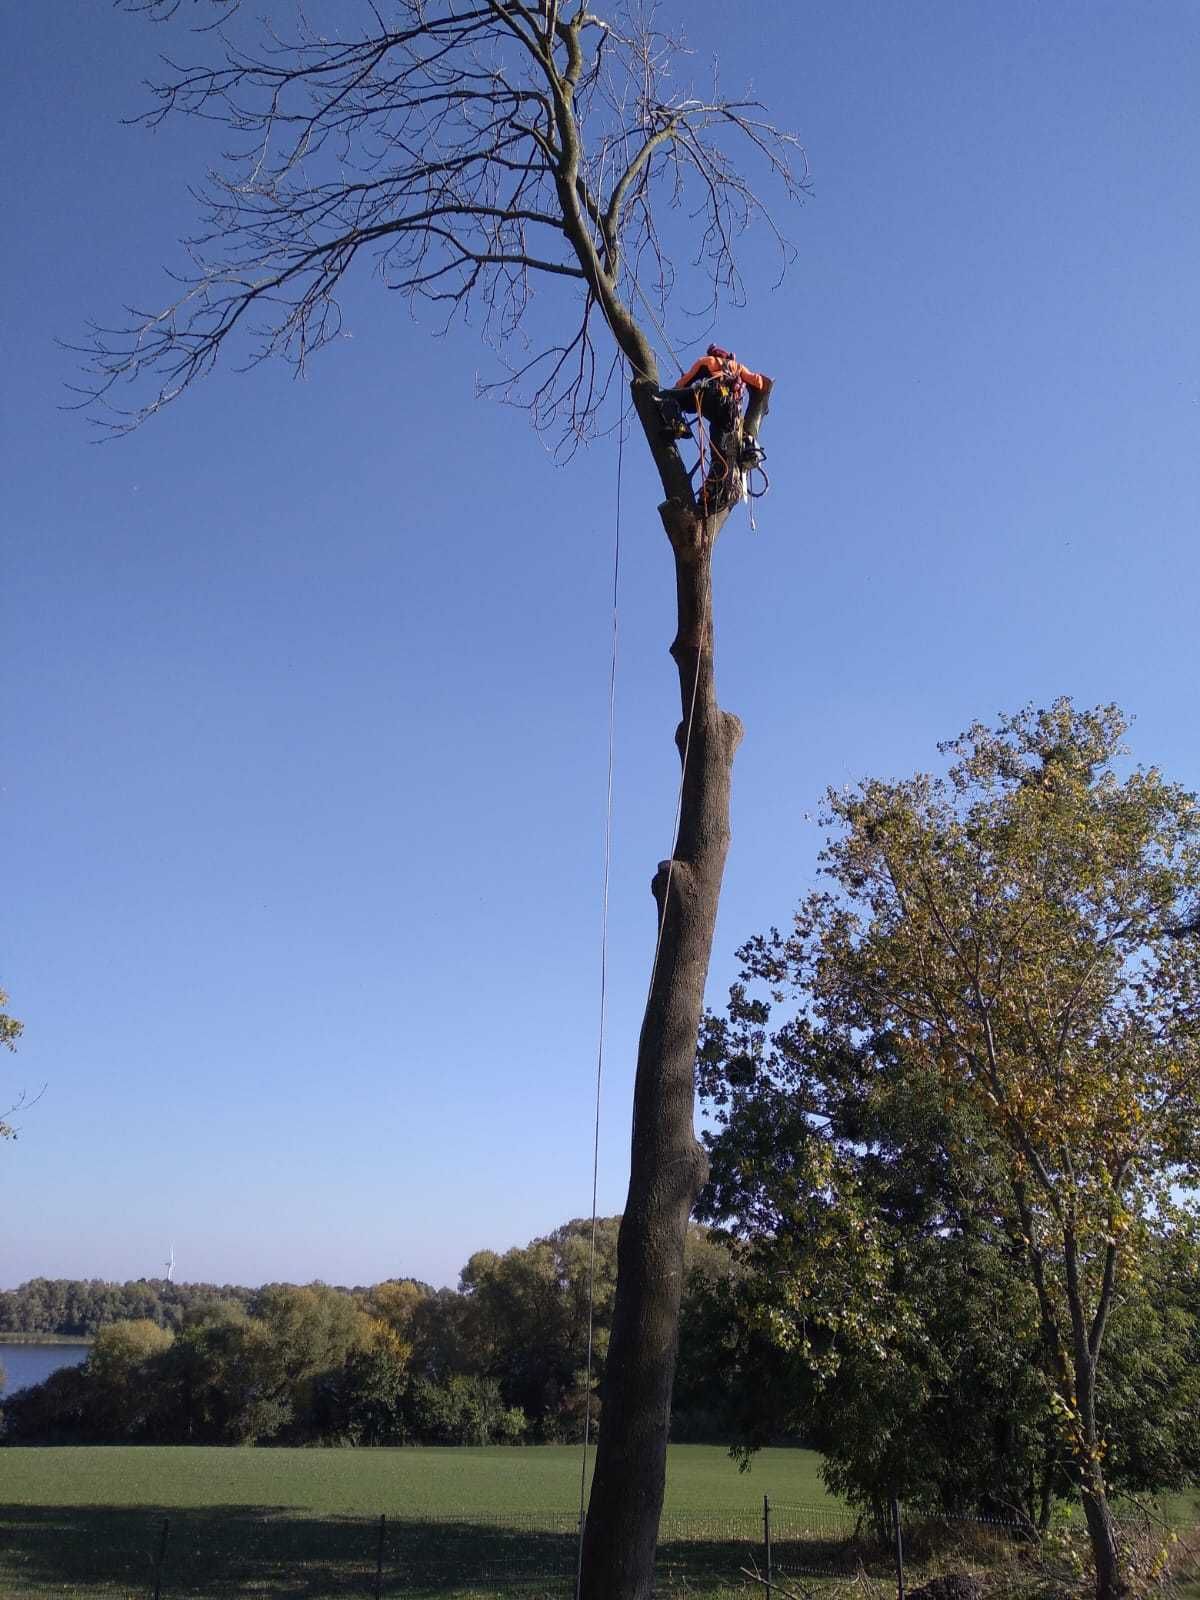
<box><xmin>579</xmin><ymin>384</ymin><xmax>746</xmax><ymax>1600</ymax></box>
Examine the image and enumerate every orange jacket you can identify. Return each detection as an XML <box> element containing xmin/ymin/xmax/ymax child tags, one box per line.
<box><xmin>677</xmin><ymin>353</ymin><xmax>768</xmax><ymax>392</ymax></box>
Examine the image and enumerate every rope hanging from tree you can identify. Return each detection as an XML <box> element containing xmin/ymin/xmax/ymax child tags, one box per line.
<box><xmin>574</xmin><ymin>383</ymin><xmax>715</xmax><ymax>1595</ymax></box>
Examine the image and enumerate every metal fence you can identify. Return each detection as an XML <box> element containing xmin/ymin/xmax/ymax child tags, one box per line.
<box><xmin>0</xmin><ymin>1498</ymin><xmax>1194</xmax><ymax>1599</ymax></box>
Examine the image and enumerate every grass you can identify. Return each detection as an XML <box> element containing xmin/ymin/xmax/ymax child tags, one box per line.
<box><xmin>0</xmin><ymin>1445</ymin><xmax>1193</xmax><ymax>1600</ymax></box>
<box><xmin>0</xmin><ymin>1441</ymin><xmax>832</xmax><ymax>1516</ymax></box>
<box><xmin>0</xmin><ymin>1444</ymin><xmax>834</xmax><ymax>1598</ymax></box>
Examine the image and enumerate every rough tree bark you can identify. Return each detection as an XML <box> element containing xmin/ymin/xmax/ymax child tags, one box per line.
<box><xmin>1070</xmin><ymin>1254</ymin><xmax>1128</xmax><ymax>1600</ymax></box>
<box><xmin>579</xmin><ymin>378</ymin><xmax>770</xmax><ymax>1600</ymax></box>
<box><xmin>1018</xmin><ymin>1195</ymin><xmax>1130</xmax><ymax>1600</ymax></box>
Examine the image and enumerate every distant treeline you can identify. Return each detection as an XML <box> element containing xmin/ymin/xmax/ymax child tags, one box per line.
<box><xmin>0</xmin><ymin>1220</ymin><xmax>738</xmax><ymax>1449</ymax></box>
<box><xmin>0</xmin><ymin>1279</ymin><xmax>255</xmax><ymax>1338</ymax></box>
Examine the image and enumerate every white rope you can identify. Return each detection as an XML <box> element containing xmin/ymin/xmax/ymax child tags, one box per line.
<box><xmin>571</xmin><ymin>250</ymin><xmax>712</xmax><ymax>1595</ymax></box>
<box><xmin>618</xmin><ymin>273</ymin><xmax>714</xmax><ymax>997</ymax></box>
<box><xmin>575</xmin><ymin>396</ymin><xmax>626</xmax><ymax>1598</ymax></box>
<box><xmin>643</xmin><ymin>531</ymin><xmax>709</xmax><ymax>1018</ymax></box>
<box><xmin>627</xmin><ymin>271</ymin><xmax>687</xmax><ymax>378</ymax></box>
<box><xmin>572</xmin><ymin>492</ymin><xmax>709</xmax><ymax>1600</ymax></box>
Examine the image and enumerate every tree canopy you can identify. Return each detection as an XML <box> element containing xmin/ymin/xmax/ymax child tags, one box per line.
<box><xmin>0</xmin><ymin>1218</ymin><xmax>734</xmax><ymax>1449</ymax></box>
<box><xmin>84</xmin><ymin>0</ymin><xmax>804</xmax><ymax>441</ymax></box>
<box><xmin>698</xmin><ymin>701</ymin><xmax>1200</xmax><ymax>1600</ymax></box>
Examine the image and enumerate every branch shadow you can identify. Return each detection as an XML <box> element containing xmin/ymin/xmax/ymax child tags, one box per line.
<box><xmin>0</xmin><ymin>1503</ymin><xmax>903</xmax><ymax>1598</ymax></box>
<box><xmin>0</xmin><ymin>1504</ymin><xmax>383</xmax><ymax>1599</ymax></box>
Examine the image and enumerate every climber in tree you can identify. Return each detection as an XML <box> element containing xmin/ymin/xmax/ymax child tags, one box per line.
<box><xmin>656</xmin><ymin>345</ymin><xmax>772</xmax><ymax>510</ymax></box>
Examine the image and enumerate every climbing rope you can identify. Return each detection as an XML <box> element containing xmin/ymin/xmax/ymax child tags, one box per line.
<box><xmin>572</xmin><ymin>397</ymin><xmax>712</xmax><ymax>1595</ymax></box>
<box><xmin>573</xmin><ymin>265</ymin><xmax>743</xmax><ymax>1588</ymax></box>
<box><xmin>575</xmin><ymin>397</ymin><xmax>626</xmax><ymax>1599</ymax></box>
<box><xmin>627</xmin><ymin>272</ymin><xmax>687</xmax><ymax>378</ymax></box>
<box><xmin>643</xmin><ymin>534</ymin><xmax>710</xmax><ymax>1023</ymax></box>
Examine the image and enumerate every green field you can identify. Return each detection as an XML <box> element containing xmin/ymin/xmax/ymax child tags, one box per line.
<box><xmin>0</xmin><ymin>1444</ymin><xmax>837</xmax><ymax>1598</ymax></box>
<box><xmin>0</xmin><ymin>1441</ymin><xmax>830</xmax><ymax>1516</ymax></box>
<box><xmin>0</xmin><ymin>1445</ymin><xmax>1194</xmax><ymax>1599</ymax></box>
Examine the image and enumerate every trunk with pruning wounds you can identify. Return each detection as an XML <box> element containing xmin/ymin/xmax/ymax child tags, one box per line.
<box><xmin>578</xmin><ymin>380</ymin><xmax>752</xmax><ymax>1600</ymax></box>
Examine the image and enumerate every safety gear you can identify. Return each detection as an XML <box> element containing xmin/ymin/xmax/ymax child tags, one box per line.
<box><xmin>660</xmin><ymin>344</ymin><xmax>773</xmax><ymax>517</ymax></box>
<box><xmin>654</xmin><ymin>393</ymin><xmax>694</xmax><ymax>441</ymax></box>
<box><xmin>676</xmin><ymin>351</ymin><xmax>768</xmax><ymax>408</ymax></box>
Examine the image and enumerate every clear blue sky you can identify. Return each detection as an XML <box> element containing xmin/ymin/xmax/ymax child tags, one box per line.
<box><xmin>5</xmin><ymin>2</ymin><xmax>1198</xmax><ymax>1290</ymax></box>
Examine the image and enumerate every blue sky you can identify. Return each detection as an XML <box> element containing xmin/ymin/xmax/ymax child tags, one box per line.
<box><xmin>5</xmin><ymin>2</ymin><xmax>1199</xmax><ymax>1290</ymax></box>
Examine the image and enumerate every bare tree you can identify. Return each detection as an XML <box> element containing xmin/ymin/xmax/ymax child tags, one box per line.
<box><xmin>83</xmin><ymin>5</ymin><xmax>805</xmax><ymax>1594</ymax></box>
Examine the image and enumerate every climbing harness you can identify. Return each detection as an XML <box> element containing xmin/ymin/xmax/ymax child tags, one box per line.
<box><xmin>657</xmin><ymin>345</ymin><xmax>771</xmax><ymax>521</ymax></box>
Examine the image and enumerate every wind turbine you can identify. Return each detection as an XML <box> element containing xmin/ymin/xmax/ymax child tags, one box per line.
<box><xmin>165</xmin><ymin>1244</ymin><xmax>175</xmax><ymax>1284</ymax></box>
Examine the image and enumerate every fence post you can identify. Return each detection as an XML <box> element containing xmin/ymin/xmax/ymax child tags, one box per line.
<box><xmin>151</xmin><ymin>1515</ymin><xmax>169</xmax><ymax>1600</ymax></box>
<box><xmin>891</xmin><ymin>1496</ymin><xmax>905</xmax><ymax>1600</ymax></box>
<box><xmin>374</xmin><ymin>1512</ymin><xmax>386</xmax><ymax>1600</ymax></box>
<box><xmin>763</xmin><ymin>1494</ymin><xmax>773</xmax><ymax>1598</ymax></box>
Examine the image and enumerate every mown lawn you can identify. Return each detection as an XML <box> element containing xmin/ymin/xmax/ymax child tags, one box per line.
<box><xmin>6</xmin><ymin>1441</ymin><xmax>1188</xmax><ymax>1521</ymax></box>
<box><xmin>0</xmin><ymin>1444</ymin><xmax>834</xmax><ymax>1598</ymax></box>
<box><xmin>0</xmin><ymin>1445</ymin><xmax>1193</xmax><ymax>1599</ymax></box>
<box><xmin>0</xmin><ymin>1441</ymin><xmax>830</xmax><ymax>1515</ymax></box>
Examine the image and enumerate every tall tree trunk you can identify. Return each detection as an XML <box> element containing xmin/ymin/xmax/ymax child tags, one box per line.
<box><xmin>1080</xmin><ymin>1481</ymin><xmax>1127</xmax><ymax>1600</ymax></box>
<box><xmin>579</xmin><ymin>380</ymin><xmax>753</xmax><ymax>1600</ymax></box>
<box><xmin>1073</xmin><ymin>1355</ymin><xmax>1128</xmax><ymax>1600</ymax></box>
<box><xmin>1060</xmin><ymin>1222</ymin><xmax>1128</xmax><ymax>1600</ymax></box>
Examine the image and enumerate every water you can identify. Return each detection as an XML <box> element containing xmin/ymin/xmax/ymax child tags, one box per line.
<box><xmin>0</xmin><ymin>1341</ymin><xmax>90</xmax><ymax>1395</ymax></box>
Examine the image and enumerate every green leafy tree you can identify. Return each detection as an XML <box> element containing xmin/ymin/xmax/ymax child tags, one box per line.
<box><xmin>0</xmin><ymin>1277</ymin><xmax>255</xmax><ymax>1337</ymax></box>
<box><xmin>325</xmin><ymin>1337</ymin><xmax>414</xmax><ymax>1445</ymax></box>
<box><xmin>1</xmin><ymin>1363</ymin><xmax>92</xmax><ymax>1443</ymax></box>
<box><xmin>458</xmin><ymin>1218</ymin><xmax>620</xmax><ymax>1439</ymax></box>
<box><xmin>700</xmin><ymin>702</ymin><xmax>1200</xmax><ymax>1600</ymax></box>
<box><xmin>699</xmin><ymin>1014</ymin><xmax>1064</xmax><ymax>1524</ymax></box>
<box><xmin>453</xmin><ymin>1217</ymin><xmax>727</xmax><ymax>1440</ymax></box>
<box><xmin>405</xmin><ymin>1372</ymin><xmax>525</xmax><ymax>1446</ymax></box>
<box><xmin>406</xmin><ymin>1287</ymin><xmax>473</xmax><ymax>1385</ymax></box>
<box><xmin>0</xmin><ymin>1218</ymin><xmax>738</xmax><ymax>1448</ymax></box>
<box><xmin>157</xmin><ymin>1302</ymin><xmax>287</xmax><ymax>1443</ymax></box>
<box><xmin>359</xmin><ymin>1279</ymin><xmax>430</xmax><ymax>1364</ymax></box>
<box><xmin>0</xmin><ymin>990</ymin><xmax>22</xmax><ymax>1053</ymax></box>
<box><xmin>1094</xmin><ymin>1220</ymin><xmax>1200</xmax><ymax>1498</ymax></box>
<box><xmin>666</xmin><ymin>1234</ymin><xmax>745</xmax><ymax>1443</ymax></box>
<box><xmin>250</xmin><ymin>1283</ymin><xmax>375</xmax><ymax>1437</ymax></box>
<box><xmin>84</xmin><ymin>1319</ymin><xmax>175</xmax><ymax>1439</ymax></box>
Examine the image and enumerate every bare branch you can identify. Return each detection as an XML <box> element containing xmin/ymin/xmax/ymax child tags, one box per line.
<box><xmin>84</xmin><ymin>1</ymin><xmax>807</xmax><ymax>444</ymax></box>
<box><xmin>0</xmin><ymin>1084</ymin><xmax>46</xmax><ymax>1142</ymax></box>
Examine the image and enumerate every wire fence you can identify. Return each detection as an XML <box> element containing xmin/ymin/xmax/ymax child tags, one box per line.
<box><xmin>1</xmin><ymin>1498</ymin><xmax>1195</xmax><ymax>1599</ymax></box>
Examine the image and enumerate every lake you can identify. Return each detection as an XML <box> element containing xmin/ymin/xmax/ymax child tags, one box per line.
<box><xmin>0</xmin><ymin>1342</ymin><xmax>90</xmax><ymax>1395</ymax></box>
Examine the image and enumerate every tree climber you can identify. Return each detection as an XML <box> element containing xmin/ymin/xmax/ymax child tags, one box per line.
<box><xmin>655</xmin><ymin>345</ymin><xmax>772</xmax><ymax>511</ymax></box>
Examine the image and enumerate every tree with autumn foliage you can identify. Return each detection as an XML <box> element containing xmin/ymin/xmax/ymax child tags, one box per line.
<box><xmin>698</xmin><ymin>1002</ymin><xmax>1200</xmax><ymax>1532</ymax></box>
<box><xmin>701</xmin><ymin>702</ymin><xmax>1200</xmax><ymax>1600</ymax></box>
